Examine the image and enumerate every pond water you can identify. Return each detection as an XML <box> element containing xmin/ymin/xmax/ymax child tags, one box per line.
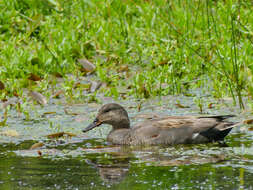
<box><xmin>0</xmin><ymin>95</ymin><xmax>253</xmax><ymax>189</ymax></box>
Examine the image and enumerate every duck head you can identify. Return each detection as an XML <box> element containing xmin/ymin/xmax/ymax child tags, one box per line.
<box><xmin>83</xmin><ymin>103</ymin><xmax>130</xmax><ymax>133</ymax></box>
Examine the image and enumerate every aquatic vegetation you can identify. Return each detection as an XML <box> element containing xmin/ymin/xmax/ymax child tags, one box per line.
<box><xmin>0</xmin><ymin>0</ymin><xmax>252</xmax><ymax>109</ymax></box>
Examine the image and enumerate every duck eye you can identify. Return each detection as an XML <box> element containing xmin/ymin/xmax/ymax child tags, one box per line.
<box><xmin>103</xmin><ymin>107</ymin><xmax>117</xmax><ymax>113</ymax></box>
<box><xmin>104</xmin><ymin>109</ymin><xmax>111</xmax><ymax>113</ymax></box>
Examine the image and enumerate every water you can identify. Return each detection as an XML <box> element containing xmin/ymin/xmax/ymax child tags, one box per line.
<box><xmin>0</xmin><ymin>95</ymin><xmax>253</xmax><ymax>189</ymax></box>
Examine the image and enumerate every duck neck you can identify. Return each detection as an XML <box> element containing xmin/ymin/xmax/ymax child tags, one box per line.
<box><xmin>111</xmin><ymin>118</ymin><xmax>130</xmax><ymax>130</ymax></box>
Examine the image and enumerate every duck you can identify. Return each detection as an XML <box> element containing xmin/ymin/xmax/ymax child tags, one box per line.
<box><xmin>82</xmin><ymin>103</ymin><xmax>238</xmax><ymax>145</ymax></box>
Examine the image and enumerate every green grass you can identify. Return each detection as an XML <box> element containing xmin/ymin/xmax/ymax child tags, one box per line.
<box><xmin>0</xmin><ymin>0</ymin><xmax>252</xmax><ymax>108</ymax></box>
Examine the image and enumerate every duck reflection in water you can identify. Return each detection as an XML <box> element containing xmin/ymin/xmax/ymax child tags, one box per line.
<box><xmin>85</xmin><ymin>155</ymin><xmax>129</xmax><ymax>184</ymax></box>
<box><xmin>82</xmin><ymin>145</ymin><xmax>227</xmax><ymax>184</ymax></box>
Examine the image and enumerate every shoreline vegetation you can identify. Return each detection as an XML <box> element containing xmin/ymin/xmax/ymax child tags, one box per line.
<box><xmin>0</xmin><ymin>0</ymin><xmax>252</xmax><ymax>109</ymax></box>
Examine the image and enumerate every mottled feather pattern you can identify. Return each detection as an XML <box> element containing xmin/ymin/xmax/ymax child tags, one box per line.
<box><xmin>84</xmin><ymin>103</ymin><xmax>238</xmax><ymax>145</ymax></box>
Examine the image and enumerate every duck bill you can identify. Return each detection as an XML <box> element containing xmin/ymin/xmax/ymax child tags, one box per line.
<box><xmin>82</xmin><ymin>119</ymin><xmax>102</xmax><ymax>133</ymax></box>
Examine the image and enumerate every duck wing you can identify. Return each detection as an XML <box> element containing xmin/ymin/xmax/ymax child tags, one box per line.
<box><xmin>130</xmin><ymin>115</ymin><xmax>237</xmax><ymax>145</ymax></box>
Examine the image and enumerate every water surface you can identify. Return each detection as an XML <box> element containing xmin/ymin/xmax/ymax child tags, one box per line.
<box><xmin>0</xmin><ymin>95</ymin><xmax>253</xmax><ymax>189</ymax></box>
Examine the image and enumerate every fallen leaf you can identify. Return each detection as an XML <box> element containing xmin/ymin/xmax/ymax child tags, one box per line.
<box><xmin>158</xmin><ymin>60</ymin><xmax>171</xmax><ymax>66</ymax></box>
<box><xmin>0</xmin><ymin>81</ymin><xmax>4</xmax><ymax>90</ymax></box>
<box><xmin>1</xmin><ymin>98</ymin><xmax>7</xmax><ymax>102</ymax></box>
<box><xmin>137</xmin><ymin>102</ymin><xmax>142</xmax><ymax>112</ymax></box>
<box><xmin>16</xmin><ymin>102</ymin><xmax>22</xmax><ymax>114</ymax></box>
<box><xmin>0</xmin><ymin>129</ymin><xmax>19</xmax><ymax>137</ymax></box>
<box><xmin>141</xmin><ymin>85</ymin><xmax>150</xmax><ymax>99</ymax></box>
<box><xmin>175</xmin><ymin>103</ymin><xmax>190</xmax><ymax>108</ymax></box>
<box><xmin>28</xmin><ymin>91</ymin><xmax>47</xmax><ymax>105</ymax></box>
<box><xmin>37</xmin><ymin>150</ymin><xmax>42</xmax><ymax>156</ymax></box>
<box><xmin>208</xmin><ymin>103</ymin><xmax>214</xmax><ymax>109</ymax></box>
<box><xmin>13</xmin><ymin>91</ymin><xmax>19</xmax><ymax>97</ymax></box>
<box><xmin>46</xmin><ymin>132</ymin><xmax>76</xmax><ymax>139</ymax></box>
<box><xmin>74</xmin><ymin>82</ymin><xmax>91</xmax><ymax>90</ymax></box>
<box><xmin>28</xmin><ymin>73</ymin><xmax>43</xmax><ymax>81</ymax></box>
<box><xmin>117</xmin><ymin>65</ymin><xmax>129</xmax><ymax>72</ymax></box>
<box><xmin>90</xmin><ymin>81</ymin><xmax>102</xmax><ymax>93</ymax></box>
<box><xmin>243</xmin><ymin>119</ymin><xmax>253</xmax><ymax>125</ymax></box>
<box><xmin>2</xmin><ymin>97</ymin><xmax>19</xmax><ymax>109</ymax></box>
<box><xmin>42</xmin><ymin>112</ymin><xmax>56</xmax><ymax>116</ymax></box>
<box><xmin>52</xmin><ymin>72</ymin><xmax>63</xmax><ymax>78</ymax></box>
<box><xmin>74</xmin><ymin>82</ymin><xmax>81</xmax><ymax>89</ymax></box>
<box><xmin>64</xmin><ymin>108</ymin><xmax>79</xmax><ymax>115</ymax></box>
<box><xmin>78</xmin><ymin>58</ymin><xmax>96</xmax><ymax>73</ymax></box>
<box><xmin>30</xmin><ymin>142</ymin><xmax>44</xmax><ymax>150</ymax></box>
<box><xmin>52</xmin><ymin>90</ymin><xmax>64</xmax><ymax>99</ymax></box>
<box><xmin>120</xmin><ymin>93</ymin><xmax>127</xmax><ymax>99</ymax></box>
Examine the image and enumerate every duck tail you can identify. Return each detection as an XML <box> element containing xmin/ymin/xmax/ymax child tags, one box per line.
<box><xmin>219</xmin><ymin>121</ymin><xmax>242</xmax><ymax>131</ymax></box>
<box><xmin>202</xmin><ymin>122</ymin><xmax>240</xmax><ymax>141</ymax></box>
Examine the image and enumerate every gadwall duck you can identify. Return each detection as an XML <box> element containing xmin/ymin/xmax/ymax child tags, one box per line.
<box><xmin>83</xmin><ymin>103</ymin><xmax>237</xmax><ymax>145</ymax></box>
